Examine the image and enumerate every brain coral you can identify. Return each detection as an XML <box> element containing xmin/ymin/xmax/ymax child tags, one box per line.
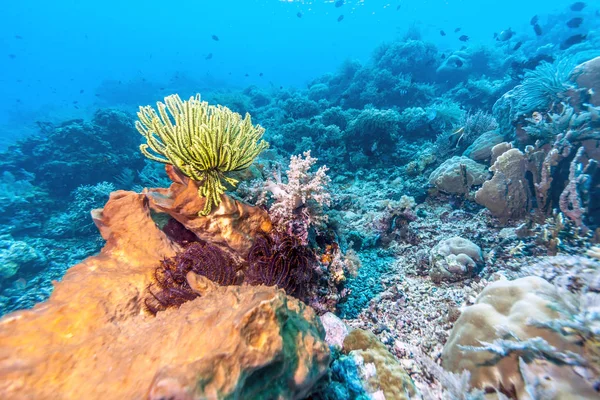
<box><xmin>428</xmin><ymin>156</ymin><xmax>488</xmax><ymax>194</ymax></box>
<box><xmin>475</xmin><ymin>143</ymin><xmax>531</xmax><ymax>222</ymax></box>
<box><xmin>429</xmin><ymin>236</ymin><xmax>483</xmax><ymax>283</ymax></box>
<box><xmin>442</xmin><ymin>276</ymin><xmax>596</xmax><ymax>398</ymax></box>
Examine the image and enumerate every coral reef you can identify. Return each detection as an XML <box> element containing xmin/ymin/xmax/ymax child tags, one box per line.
<box><xmin>2</xmin><ymin>13</ymin><xmax>600</xmax><ymax>399</ymax></box>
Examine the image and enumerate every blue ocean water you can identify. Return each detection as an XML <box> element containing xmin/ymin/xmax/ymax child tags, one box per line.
<box><xmin>1</xmin><ymin>0</ymin><xmax>600</xmax><ymax>398</ymax></box>
<box><xmin>1</xmin><ymin>0</ymin><xmax>590</xmax><ymax>138</ymax></box>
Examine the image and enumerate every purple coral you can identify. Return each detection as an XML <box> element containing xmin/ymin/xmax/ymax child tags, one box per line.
<box><xmin>145</xmin><ymin>242</ymin><xmax>239</xmax><ymax>315</ymax></box>
<box><xmin>246</xmin><ymin>231</ymin><xmax>317</xmax><ymax>300</ymax></box>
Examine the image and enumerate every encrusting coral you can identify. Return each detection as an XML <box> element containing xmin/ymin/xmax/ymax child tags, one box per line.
<box><xmin>0</xmin><ymin>190</ymin><xmax>330</xmax><ymax>399</ymax></box>
<box><xmin>136</xmin><ymin>93</ymin><xmax>269</xmax><ymax>216</ymax></box>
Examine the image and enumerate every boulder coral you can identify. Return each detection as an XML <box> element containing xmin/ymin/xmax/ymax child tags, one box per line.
<box><xmin>429</xmin><ymin>236</ymin><xmax>484</xmax><ymax>283</ymax></box>
<box><xmin>0</xmin><ymin>189</ymin><xmax>330</xmax><ymax>399</ymax></box>
<box><xmin>428</xmin><ymin>156</ymin><xmax>488</xmax><ymax>195</ymax></box>
<box><xmin>442</xmin><ymin>276</ymin><xmax>597</xmax><ymax>399</ymax></box>
<box><xmin>475</xmin><ymin>143</ymin><xmax>531</xmax><ymax>222</ymax></box>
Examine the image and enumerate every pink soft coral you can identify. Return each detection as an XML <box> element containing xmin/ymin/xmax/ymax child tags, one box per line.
<box><xmin>266</xmin><ymin>151</ymin><xmax>331</xmax><ymax>244</ymax></box>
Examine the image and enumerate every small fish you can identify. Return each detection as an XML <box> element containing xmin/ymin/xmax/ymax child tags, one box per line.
<box><xmin>259</xmin><ymin>72</ymin><xmax>264</xmax><ymax>77</ymax></box>
<box><xmin>454</xmin><ymin>27</ymin><xmax>461</xmax><ymax>33</ymax></box>
<box><xmin>448</xmin><ymin>127</ymin><xmax>465</xmax><ymax>147</ymax></box>
<box><xmin>441</xmin><ymin>53</ymin><xmax>446</xmax><ymax>59</ymax></box>
<box><xmin>335</xmin><ymin>0</ymin><xmax>344</xmax><ymax>7</ymax></box>
<box><xmin>79</xmin><ymin>89</ymin><xmax>84</xmax><ymax>94</ymax></box>
<box><xmin>211</xmin><ymin>35</ymin><xmax>219</xmax><ymax>41</ymax></box>
<box><xmin>533</xmin><ymin>23</ymin><xmax>543</xmax><ymax>36</ymax></box>
<box><xmin>297</xmin><ymin>12</ymin><xmax>303</xmax><ymax>18</ymax></box>
<box><xmin>74</xmin><ymin>105</ymin><xmax>79</xmax><ymax>109</ymax></box>
<box><xmin>570</xmin><ymin>2</ymin><xmax>586</xmax><ymax>11</ymax></box>
<box><xmin>396</xmin><ymin>5</ymin><xmax>401</xmax><ymax>11</ymax></box>
<box><xmin>567</xmin><ymin>17</ymin><xmax>583</xmax><ymax>28</ymax></box>
<box><xmin>440</xmin><ymin>30</ymin><xmax>446</xmax><ymax>36</ymax></box>
<box><xmin>427</xmin><ymin>109</ymin><xmax>437</xmax><ymax>121</ymax></box>
<box><xmin>496</xmin><ymin>28</ymin><xmax>515</xmax><ymax>41</ymax></box>
<box><xmin>337</xmin><ymin>15</ymin><xmax>344</xmax><ymax>22</ymax></box>
<box><xmin>459</xmin><ymin>35</ymin><xmax>469</xmax><ymax>42</ymax></box>
<box><xmin>530</xmin><ymin>15</ymin><xmax>539</xmax><ymax>25</ymax></box>
<box><xmin>159</xmin><ymin>87</ymin><xmax>165</xmax><ymax>90</ymax></box>
<box><xmin>15</xmin><ymin>35</ymin><xmax>23</xmax><ymax>39</ymax></box>
<box><xmin>245</xmin><ymin>73</ymin><xmax>249</xmax><ymax>77</ymax></box>
<box><xmin>205</xmin><ymin>53</ymin><xmax>213</xmax><ymax>60</ymax></box>
<box><xmin>560</xmin><ymin>33</ymin><xmax>586</xmax><ymax>49</ymax></box>
<box><xmin>455</xmin><ymin>58</ymin><xmax>463</xmax><ymax>67</ymax></box>
<box><xmin>73</xmin><ymin>100</ymin><xmax>78</xmax><ymax>104</ymax></box>
<box><xmin>8</xmin><ymin>54</ymin><xmax>16</xmax><ymax>59</ymax></box>
<box><xmin>513</xmin><ymin>41</ymin><xmax>523</xmax><ymax>50</ymax></box>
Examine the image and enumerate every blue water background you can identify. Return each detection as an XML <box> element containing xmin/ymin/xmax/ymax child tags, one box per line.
<box><xmin>0</xmin><ymin>0</ymin><xmax>583</xmax><ymax>145</ymax></box>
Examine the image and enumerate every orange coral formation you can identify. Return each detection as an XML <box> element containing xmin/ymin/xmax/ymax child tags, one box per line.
<box><xmin>0</xmin><ymin>189</ymin><xmax>329</xmax><ymax>399</ymax></box>
<box><xmin>146</xmin><ymin>165</ymin><xmax>272</xmax><ymax>260</ymax></box>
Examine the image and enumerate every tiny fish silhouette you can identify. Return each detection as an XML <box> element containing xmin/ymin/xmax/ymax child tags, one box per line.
<box><xmin>570</xmin><ymin>2</ymin><xmax>586</xmax><ymax>11</ymax></box>
<box><xmin>335</xmin><ymin>0</ymin><xmax>344</xmax><ymax>7</ymax></box>
<box><xmin>205</xmin><ymin>53</ymin><xmax>213</xmax><ymax>60</ymax></box>
<box><xmin>259</xmin><ymin>72</ymin><xmax>264</xmax><ymax>77</ymax></box>
<box><xmin>513</xmin><ymin>41</ymin><xmax>523</xmax><ymax>50</ymax></box>
<box><xmin>533</xmin><ymin>24</ymin><xmax>543</xmax><ymax>36</ymax></box>
<box><xmin>15</xmin><ymin>35</ymin><xmax>23</xmax><ymax>39</ymax></box>
<box><xmin>530</xmin><ymin>15</ymin><xmax>539</xmax><ymax>25</ymax></box>
<box><xmin>454</xmin><ymin>27</ymin><xmax>461</xmax><ymax>32</ymax></box>
<box><xmin>79</xmin><ymin>89</ymin><xmax>84</xmax><ymax>94</ymax></box>
<box><xmin>8</xmin><ymin>54</ymin><xmax>16</xmax><ymax>59</ymax></box>
<box><xmin>567</xmin><ymin>17</ymin><xmax>583</xmax><ymax>28</ymax></box>
<box><xmin>459</xmin><ymin>35</ymin><xmax>469</xmax><ymax>42</ymax></box>
<box><xmin>440</xmin><ymin>30</ymin><xmax>446</xmax><ymax>36</ymax></box>
<box><xmin>396</xmin><ymin>5</ymin><xmax>401</xmax><ymax>11</ymax></box>
<box><xmin>560</xmin><ymin>33</ymin><xmax>586</xmax><ymax>49</ymax></box>
<box><xmin>211</xmin><ymin>35</ymin><xmax>219</xmax><ymax>41</ymax></box>
<box><xmin>337</xmin><ymin>15</ymin><xmax>344</xmax><ymax>22</ymax></box>
<box><xmin>297</xmin><ymin>12</ymin><xmax>303</xmax><ymax>18</ymax></box>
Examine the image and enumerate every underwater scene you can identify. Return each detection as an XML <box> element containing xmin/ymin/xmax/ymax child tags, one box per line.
<box><xmin>1</xmin><ymin>0</ymin><xmax>600</xmax><ymax>398</ymax></box>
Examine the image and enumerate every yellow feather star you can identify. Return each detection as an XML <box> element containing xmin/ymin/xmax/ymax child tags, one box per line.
<box><xmin>136</xmin><ymin>94</ymin><xmax>268</xmax><ymax>216</ymax></box>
